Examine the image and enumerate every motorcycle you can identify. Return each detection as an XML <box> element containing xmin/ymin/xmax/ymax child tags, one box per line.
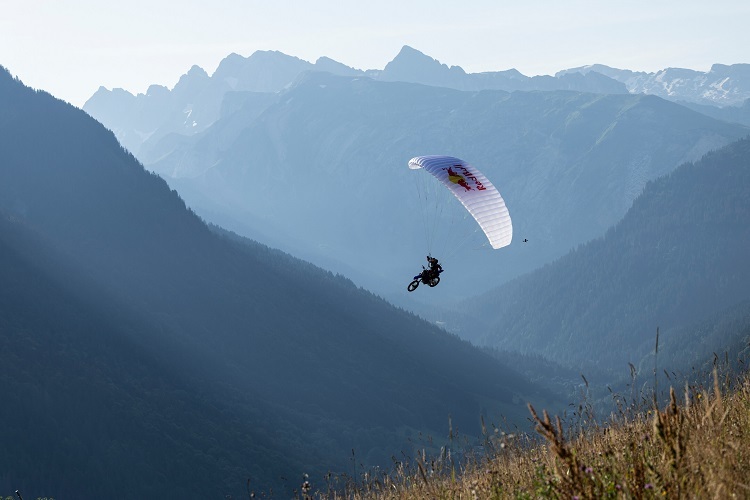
<box><xmin>407</xmin><ymin>267</ymin><xmax>443</xmax><ymax>292</ymax></box>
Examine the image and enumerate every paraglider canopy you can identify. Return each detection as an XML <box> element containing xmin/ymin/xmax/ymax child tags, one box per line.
<box><xmin>408</xmin><ymin>155</ymin><xmax>512</xmax><ymax>249</ymax></box>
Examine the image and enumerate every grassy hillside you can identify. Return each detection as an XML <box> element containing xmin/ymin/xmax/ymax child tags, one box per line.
<box><xmin>318</xmin><ymin>366</ymin><xmax>750</xmax><ymax>499</ymax></box>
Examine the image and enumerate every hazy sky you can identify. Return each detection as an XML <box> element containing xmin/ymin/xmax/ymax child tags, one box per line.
<box><xmin>2</xmin><ymin>0</ymin><xmax>748</xmax><ymax>107</ymax></box>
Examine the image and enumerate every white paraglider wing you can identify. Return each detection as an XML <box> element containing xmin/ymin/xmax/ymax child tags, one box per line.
<box><xmin>408</xmin><ymin>155</ymin><xmax>512</xmax><ymax>249</ymax></box>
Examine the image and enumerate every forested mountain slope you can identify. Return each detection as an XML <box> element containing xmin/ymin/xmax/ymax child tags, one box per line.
<box><xmin>0</xmin><ymin>67</ymin><xmax>557</xmax><ymax>498</ymax></box>
<box><xmin>464</xmin><ymin>137</ymin><xmax>750</xmax><ymax>375</ymax></box>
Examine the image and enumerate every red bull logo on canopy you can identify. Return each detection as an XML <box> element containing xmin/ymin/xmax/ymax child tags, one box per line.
<box><xmin>444</xmin><ymin>165</ymin><xmax>486</xmax><ymax>191</ymax></box>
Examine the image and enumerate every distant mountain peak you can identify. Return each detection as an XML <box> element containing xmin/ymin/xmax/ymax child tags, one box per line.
<box><xmin>186</xmin><ymin>64</ymin><xmax>208</xmax><ymax>77</ymax></box>
<box><xmin>145</xmin><ymin>84</ymin><xmax>169</xmax><ymax>97</ymax></box>
<box><xmin>89</xmin><ymin>85</ymin><xmax>114</xmax><ymax>98</ymax></box>
<box><xmin>314</xmin><ymin>56</ymin><xmax>362</xmax><ymax>76</ymax></box>
<box><xmin>222</xmin><ymin>52</ymin><xmax>244</xmax><ymax>62</ymax></box>
<box><xmin>82</xmin><ymin>85</ymin><xmax>136</xmax><ymax>113</ymax></box>
<box><xmin>254</xmin><ymin>49</ymin><xmax>291</xmax><ymax>57</ymax></box>
<box><xmin>315</xmin><ymin>56</ymin><xmax>340</xmax><ymax>65</ymax></box>
<box><xmin>174</xmin><ymin>65</ymin><xmax>209</xmax><ymax>90</ymax></box>
<box><xmin>390</xmin><ymin>45</ymin><xmax>462</xmax><ymax>71</ymax></box>
<box><xmin>382</xmin><ymin>45</ymin><xmax>466</xmax><ymax>83</ymax></box>
<box><xmin>212</xmin><ymin>49</ymin><xmax>313</xmax><ymax>83</ymax></box>
<box><xmin>213</xmin><ymin>52</ymin><xmax>249</xmax><ymax>78</ymax></box>
<box><xmin>246</xmin><ymin>49</ymin><xmax>309</xmax><ymax>66</ymax></box>
<box><xmin>396</xmin><ymin>45</ymin><xmax>425</xmax><ymax>57</ymax></box>
<box><xmin>173</xmin><ymin>65</ymin><xmax>210</xmax><ymax>96</ymax></box>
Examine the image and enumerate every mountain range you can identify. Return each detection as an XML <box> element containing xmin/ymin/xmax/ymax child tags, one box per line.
<box><xmin>559</xmin><ymin>62</ymin><xmax>750</xmax><ymax>107</ymax></box>
<box><xmin>0</xmin><ymin>67</ymin><xmax>560</xmax><ymax>498</ymax></box>
<box><xmin>117</xmin><ymin>74</ymin><xmax>750</xmax><ymax>307</ymax></box>
<box><xmin>82</xmin><ymin>47</ymin><xmax>750</xmax><ymax>308</ymax></box>
<box><xmin>84</xmin><ymin>46</ymin><xmax>750</xmax><ymax>158</ymax></box>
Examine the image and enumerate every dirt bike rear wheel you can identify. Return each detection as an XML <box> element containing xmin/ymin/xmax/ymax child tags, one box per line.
<box><xmin>407</xmin><ymin>280</ymin><xmax>419</xmax><ymax>292</ymax></box>
<box><xmin>428</xmin><ymin>276</ymin><xmax>440</xmax><ymax>287</ymax></box>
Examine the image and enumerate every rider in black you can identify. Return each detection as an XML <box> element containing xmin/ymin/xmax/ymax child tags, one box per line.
<box><xmin>426</xmin><ymin>255</ymin><xmax>442</xmax><ymax>278</ymax></box>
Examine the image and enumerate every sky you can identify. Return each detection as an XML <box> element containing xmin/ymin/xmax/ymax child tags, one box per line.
<box><xmin>2</xmin><ymin>0</ymin><xmax>749</xmax><ymax>107</ymax></box>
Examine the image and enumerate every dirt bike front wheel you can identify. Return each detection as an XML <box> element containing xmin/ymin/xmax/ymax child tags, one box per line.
<box><xmin>407</xmin><ymin>280</ymin><xmax>419</xmax><ymax>292</ymax></box>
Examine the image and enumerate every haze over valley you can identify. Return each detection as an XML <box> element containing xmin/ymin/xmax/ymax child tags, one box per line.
<box><xmin>85</xmin><ymin>47</ymin><xmax>750</xmax><ymax>307</ymax></box>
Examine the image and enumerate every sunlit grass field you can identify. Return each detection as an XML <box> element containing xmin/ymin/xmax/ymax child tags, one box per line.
<box><xmin>300</xmin><ymin>366</ymin><xmax>750</xmax><ymax>499</ymax></box>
